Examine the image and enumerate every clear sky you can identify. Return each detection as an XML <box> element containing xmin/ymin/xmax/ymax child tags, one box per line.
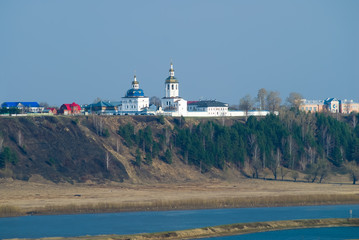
<box><xmin>0</xmin><ymin>0</ymin><xmax>358</xmax><ymax>106</ymax></box>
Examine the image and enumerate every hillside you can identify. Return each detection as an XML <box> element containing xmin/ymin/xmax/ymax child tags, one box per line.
<box><xmin>0</xmin><ymin>115</ymin><xmax>234</xmax><ymax>183</ymax></box>
<box><xmin>0</xmin><ymin>112</ymin><xmax>359</xmax><ymax>184</ymax></box>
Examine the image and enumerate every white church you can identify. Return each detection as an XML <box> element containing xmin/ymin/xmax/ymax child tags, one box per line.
<box><xmin>115</xmin><ymin>62</ymin><xmax>270</xmax><ymax>117</ymax></box>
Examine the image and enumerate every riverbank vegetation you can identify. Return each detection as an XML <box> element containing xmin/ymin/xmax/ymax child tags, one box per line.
<box><xmin>32</xmin><ymin>218</ymin><xmax>359</xmax><ymax>240</ymax></box>
<box><xmin>2</xmin><ymin>193</ymin><xmax>359</xmax><ymax>218</ymax></box>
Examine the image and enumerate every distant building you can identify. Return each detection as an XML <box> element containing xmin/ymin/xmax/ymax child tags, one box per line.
<box><xmin>58</xmin><ymin>102</ymin><xmax>81</xmax><ymax>115</ymax></box>
<box><xmin>119</xmin><ymin>75</ymin><xmax>149</xmax><ymax>115</ymax></box>
<box><xmin>161</xmin><ymin>63</ymin><xmax>187</xmax><ymax>115</ymax></box>
<box><xmin>1</xmin><ymin>102</ymin><xmax>44</xmax><ymax>113</ymax></box>
<box><xmin>43</xmin><ymin>108</ymin><xmax>58</xmax><ymax>115</ymax></box>
<box><xmin>300</xmin><ymin>98</ymin><xmax>359</xmax><ymax>114</ymax></box>
<box><xmin>187</xmin><ymin>100</ymin><xmax>228</xmax><ymax>116</ymax></box>
<box><xmin>86</xmin><ymin>101</ymin><xmax>118</xmax><ymax>115</ymax></box>
<box><xmin>340</xmin><ymin>99</ymin><xmax>359</xmax><ymax>114</ymax></box>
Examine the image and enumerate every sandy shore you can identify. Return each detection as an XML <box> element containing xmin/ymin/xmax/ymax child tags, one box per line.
<box><xmin>1</xmin><ymin>176</ymin><xmax>359</xmax><ymax>216</ymax></box>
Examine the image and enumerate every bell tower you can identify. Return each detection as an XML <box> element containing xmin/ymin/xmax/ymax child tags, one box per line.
<box><xmin>165</xmin><ymin>62</ymin><xmax>179</xmax><ymax>98</ymax></box>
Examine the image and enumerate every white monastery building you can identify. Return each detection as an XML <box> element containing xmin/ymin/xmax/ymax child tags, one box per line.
<box><xmin>119</xmin><ymin>75</ymin><xmax>149</xmax><ymax>115</ymax></box>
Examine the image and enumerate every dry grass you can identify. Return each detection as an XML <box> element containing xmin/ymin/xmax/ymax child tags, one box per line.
<box><xmin>2</xmin><ymin>193</ymin><xmax>357</xmax><ymax>217</ymax></box>
<box><xmin>1</xmin><ymin>178</ymin><xmax>359</xmax><ymax>217</ymax></box>
<box><xmin>0</xmin><ymin>205</ymin><xmax>23</xmax><ymax>217</ymax></box>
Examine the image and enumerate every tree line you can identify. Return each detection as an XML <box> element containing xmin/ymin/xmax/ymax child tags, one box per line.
<box><xmin>118</xmin><ymin>110</ymin><xmax>359</xmax><ymax>183</ymax></box>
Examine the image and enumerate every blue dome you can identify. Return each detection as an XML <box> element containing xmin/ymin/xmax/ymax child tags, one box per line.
<box><xmin>125</xmin><ymin>88</ymin><xmax>145</xmax><ymax>97</ymax></box>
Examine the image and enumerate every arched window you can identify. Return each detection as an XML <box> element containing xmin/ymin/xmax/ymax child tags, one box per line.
<box><xmin>172</xmin><ymin>84</ymin><xmax>174</xmax><ymax>90</ymax></box>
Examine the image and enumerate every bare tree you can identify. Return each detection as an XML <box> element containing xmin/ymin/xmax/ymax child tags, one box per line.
<box><xmin>106</xmin><ymin>152</ymin><xmax>110</xmax><ymax>171</ymax></box>
<box><xmin>17</xmin><ymin>130</ymin><xmax>23</xmax><ymax>147</ymax></box>
<box><xmin>93</xmin><ymin>115</ymin><xmax>104</xmax><ymax>136</ymax></box>
<box><xmin>290</xmin><ymin>171</ymin><xmax>299</xmax><ymax>182</ymax></box>
<box><xmin>351</xmin><ymin>114</ymin><xmax>357</xmax><ymax>128</ymax></box>
<box><xmin>266</xmin><ymin>91</ymin><xmax>281</xmax><ymax>112</ymax></box>
<box><xmin>286</xmin><ymin>92</ymin><xmax>303</xmax><ymax>109</ymax></box>
<box><xmin>345</xmin><ymin>161</ymin><xmax>359</xmax><ymax>185</ymax></box>
<box><xmin>269</xmin><ymin>149</ymin><xmax>281</xmax><ymax>180</ymax></box>
<box><xmin>0</xmin><ymin>135</ymin><xmax>3</xmax><ymax>151</ymax></box>
<box><xmin>257</xmin><ymin>88</ymin><xmax>267</xmax><ymax>111</ymax></box>
<box><xmin>150</xmin><ymin>96</ymin><xmax>161</xmax><ymax>108</ymax></box>
<box><xmin>116</xmin><ymin>139</ymin><xmax>120</xmax><ymax>153</ymax></box>
<box><xmin>280</xmin><ymin>166</ymin><xmax>288</xmax><ymax>181</ymax></box>
<box><xmin>239</xmin><ymin>94</ymin><xmax>254</xmax><ymax>120</ymax></box>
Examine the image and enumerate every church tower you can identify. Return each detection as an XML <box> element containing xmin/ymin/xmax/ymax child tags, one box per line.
<box><xmin>165</xmin><ymin>62</ymin><xmax>179</xmax><ymax>98</ymax></box>
<box><xmin>132</xmin><ymin>75</ymin><xmax>139</xmax><ymax>89</ymax></box>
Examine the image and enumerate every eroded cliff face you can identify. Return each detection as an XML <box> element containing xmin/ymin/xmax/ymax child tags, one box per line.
<box><xmin>0</xmin><ymin>115</ymin><xmax>230</xmax><ymax>183</ymax></box>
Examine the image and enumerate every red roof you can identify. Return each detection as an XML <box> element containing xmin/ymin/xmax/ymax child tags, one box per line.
<box><xmin>61</xmin><ymin>102</ymin><xmax>81</xmax><ymax>111</ymax></box>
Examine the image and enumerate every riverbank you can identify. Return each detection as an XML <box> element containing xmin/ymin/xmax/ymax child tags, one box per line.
<box><xmin>1</xmin><ymin>178</ymin><xmax>359</xmax><ymax>217</ymax></box>
<box><xmin>19</xmin><ymin>218</ymin><xmax>359</xmax><ymax>240</ymax></box>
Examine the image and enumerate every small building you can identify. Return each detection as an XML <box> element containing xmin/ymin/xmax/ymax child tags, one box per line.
<box><xmin>86</xmin><ymin>101</ymin><xmax>118</xmax><ymax>115</ymax></box>
<box><xmin>43</xmin><ymin>108</ymin><xmax>58</xmax><ymax>115</ymax></box>
<box><xmin>58</xmin><ymin>102</ymin><xmax>81</xmax><ymax>115</ymax></box>
<box><xmin>188</xmin><ymin>100</ymin><xmax>228</xmax><ymax>116</ymax></box>
<box><xmin>1</xmin><ymin>102</ymin><xmax>44</xmax><ymax>113</ymax></box>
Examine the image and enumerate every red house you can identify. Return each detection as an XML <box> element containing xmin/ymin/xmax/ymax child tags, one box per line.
<box><xmin>59</xmin><ymin>102</ymin><xmax>81</xmax><ymax>115</ymax></box>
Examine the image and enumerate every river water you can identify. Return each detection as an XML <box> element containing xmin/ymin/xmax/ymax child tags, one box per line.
<box><xmin>1</xmin><ymin>205</ymin><xmax>359</xmax><ymax>239</ymax></box>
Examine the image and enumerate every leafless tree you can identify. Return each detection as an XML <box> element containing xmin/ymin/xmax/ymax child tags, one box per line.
<box><xmin>257</xmin><ymin>88</ymin><xmax>267</xmax><ymax>111</ymax></box>
<box><xmin>150</xmin><ymin>96</ymin><xmax>161</xmax><ymax>108</ymax></box>
<box><xmin>290</xmin><ymin>171</ymin><xmax>299</xmax><ymax>182</ymax></box>
<box><xmin>345</xmin><ymin>161</ymin><xmax>359</xmax><ymax>184</ymax></box>
<box><xmin>266</xmin><ymin>91</ymin><xmax>281</xmax><ymax>112</ymax></box>
<box><xmin>351</xmin><ymin>114</ymin><xmax>357</xmax><ymax>128</ymax></box>
<box><xmin>286</xmin><ymin>92</ymin><xmax>303</xmax><ymax>109</ymax></box>
<box><xmin>93</xmin><ymin>115</ymin><xmax>104</xmax><ymax>136</ymax></box>
<box><xmin>280</xmin><ymin>166</ymin><xmax>288</xmax><ymax>181</ymax></box>
<box><xmin>269</xmin><ymin>149</ymin><xmax>281</xmax><ymax>180</ymax></box>
<box><xmin>239</xmin><ymin>94</ymin><xmax>254</xmax><ymax>120</ymax></box>
<box><xmin>18</xmin><ymin>130</ymin><xmax>23</xmax><ymax>147</ymax></box>
<box><xmin>106</xmin><ymin>152</ymin><xmax>110</xmax><ymax>171</ymax></box>
<box><xmin>0</xmin><ymin>135</ymin><xmax>3</xmax><ymax>151</ymax></box>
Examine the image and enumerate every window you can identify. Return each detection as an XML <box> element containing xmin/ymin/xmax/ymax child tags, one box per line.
<box><xmin>172</xmin><ymin>84</ymin><xmax>174</xmax><ymax>90</ymax></box>
<box><xmin>167</xmin><ymin>85</ymin><xmax>170</xmax><ymax>90</ymax></box>
<box><xmin>176</xmin><ymin>85</ymin><xmax>178</xmax><ymax>90</ymax></box>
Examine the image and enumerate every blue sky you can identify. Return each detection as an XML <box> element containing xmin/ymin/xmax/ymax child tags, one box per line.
<box><xmin>0</xmin><ymin>0</ymin><xmax>358</xmax><ymax>106</ymax></box>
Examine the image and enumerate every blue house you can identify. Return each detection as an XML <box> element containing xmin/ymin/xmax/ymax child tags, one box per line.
<box><xmin>1</xmin><ymin>102</ymin><xmax>44</xmax><ymax>113</ymax></box>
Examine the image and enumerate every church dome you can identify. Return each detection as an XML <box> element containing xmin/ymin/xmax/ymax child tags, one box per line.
<box><xmin>165</xmin><ymin>76</ymin><xmax>178</xmax><ymax>83</ymax></box>
<box><xmin>125</xmin><ymin>88</ymin><xmax>145</xmax><ymax>97</ymax></box>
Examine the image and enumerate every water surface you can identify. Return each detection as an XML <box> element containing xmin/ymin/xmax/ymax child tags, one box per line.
<box><xmin>1</xmin><ymin>204</ymin><xmax>358</xmax><ymax>239</ymax></box>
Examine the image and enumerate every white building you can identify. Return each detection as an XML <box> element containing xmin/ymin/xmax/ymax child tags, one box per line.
<box><xmin>187</xmin><ymin>100</ymin><xmax>228</xmax><ymax>116</ymax></box>
<box><xmin>119</xmin><ymin>75</ymin><xmax>149</xmax><ymax>115</ymax></box>
<box><xmin>161</xmin><ymin>63</ymin><xmax>187</xmax><ymax>115</ymax></box>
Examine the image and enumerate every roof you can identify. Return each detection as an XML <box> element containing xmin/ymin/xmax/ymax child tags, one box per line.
<box><xmin>188</xmin><ymin>100</ymin><xmax>228</xmax><ymax>108</ymax></box>
<box><xmin>91</xmin><ymin>101</ymin><xmax>115</xmax><ymax>107</ymax></box>
<box><xmin>61</xmin><ymin>102</ymin><xmax>81</xmax><ymax>111</ymax></box>
<box><xmin>125</xmin><ymin>88</ymin><xmax>145</xmax><ymax>97</ymax></box>
<box><xmin>165</xmin><ymin>76</ymin><xmax>178</xmax><ymax>83</ymax></box>
<box><xmin>1</xmin><ymin>102</ymin><xmax>40</xmax><ymax>108</ymax></box>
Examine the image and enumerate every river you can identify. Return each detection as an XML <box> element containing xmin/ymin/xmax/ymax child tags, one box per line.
<box><xmin>1</xmin><ymin>204</ymin><xmax>359</xmax><ymax>239</ymax></box>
